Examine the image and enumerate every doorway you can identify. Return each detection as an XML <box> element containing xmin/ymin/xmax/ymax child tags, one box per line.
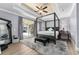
<box><xmin>22</xmin><ymin>18</ymin><xmax>34</xmax><ymax>39</ymax></box>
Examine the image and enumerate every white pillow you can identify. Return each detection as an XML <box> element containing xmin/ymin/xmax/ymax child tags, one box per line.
<box><xmin>48</xmin><ymin>28</ymin><xmax>53</xmax><ymax>31</ymax></box>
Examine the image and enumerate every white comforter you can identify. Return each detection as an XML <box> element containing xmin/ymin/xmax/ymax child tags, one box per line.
<box><xmin>38</xmin><ymin>31</ymin><xmax>58</xmax><ymax>38</ymax></box>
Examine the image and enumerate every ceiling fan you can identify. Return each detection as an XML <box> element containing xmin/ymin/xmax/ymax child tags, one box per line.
<box><xmin>35</xmin><ymin>5</ymin><xmax>48</xmax><ymax>15</ymax></box>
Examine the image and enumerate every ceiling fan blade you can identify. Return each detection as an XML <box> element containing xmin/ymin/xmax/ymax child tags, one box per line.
<box><xmin>34</xmin><ymin>10</ymin><xmax>39</xmax><ymax>12</ymax></box>
<box><xmin>43</xmin><ymin>6</ymin><xmax>47</xmax><ymax>9</ymax></box>
<box><xmin>43</xmin><ymin>10</ymin><xmax>48</xmax><ymax>13</ymax></box>
<box><xmin>36</xmin><ymin>6</ymin><xmax>40</xmax><ymax>9</ymax></box>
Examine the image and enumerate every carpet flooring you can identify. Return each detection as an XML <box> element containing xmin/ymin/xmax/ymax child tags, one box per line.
<box><xmin>21</xmin><ymin>38</ymin><xmax>69</xmax><ymax>55</ymax></box>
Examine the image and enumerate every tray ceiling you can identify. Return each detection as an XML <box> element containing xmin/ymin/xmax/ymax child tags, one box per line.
<box><xmin>23</xmin><ymin>3</ymin><xmax>55</xmax><ymax>16</ymax></box>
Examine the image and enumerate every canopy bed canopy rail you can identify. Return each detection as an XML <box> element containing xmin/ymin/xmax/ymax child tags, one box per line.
<box><xmin>54</xmin><ymin>13</ymin><xmax>60</xmax><ymax>31</ymax></box>
<box><xmin>54</xmin><ymin>13</ymin><xmax>60</xmax><ymax>39</ymax></box>
<box><xmin>35</xmin><ymin>12</ymin><xmax>60</xmax><ymax>45</ymax></box>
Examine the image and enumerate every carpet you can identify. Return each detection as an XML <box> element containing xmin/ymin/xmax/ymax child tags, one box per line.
<box><xmin>21</xmin><ymin>38</ymin><xmax>69</xmax><ymax>55</ymax></box>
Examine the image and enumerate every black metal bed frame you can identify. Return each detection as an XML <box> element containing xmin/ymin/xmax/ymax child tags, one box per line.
<box><xmin>0</xmin><ymin>18</ymin><xmax>12</xmax><ymax>44</ymax></box>
<box><xmin>35</xmin><ymin>12</ymin><xmax>60</xmax><ymax>40</ymax></box>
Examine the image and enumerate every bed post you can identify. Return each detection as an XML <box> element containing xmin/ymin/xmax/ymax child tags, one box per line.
<box><xmin>45</xmin><ymin>21</ymin><xmax>47</xmax><ymax>30</ymax></box>
<box><xmin>54</xmin><ymin>13</ymin><xmax>56</xmax><ymax>39</ymax></box>
<box><xmin>34</xmin><ymin>18</ymin><xmax>38</xmax><ymax>37</ymax></box>
<box><xmin>58</xmin><ymin>19</ymin><xmax>60</xmax><ymax>31</ymax></box>
<box><xmin>55</xmin><ymin>13</ymin><xmax>60</xmax><ymax>31</ymax></box>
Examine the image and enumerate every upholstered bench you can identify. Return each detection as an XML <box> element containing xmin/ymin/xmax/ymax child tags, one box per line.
<box><xmin>34</xmin><ymin>37</ymin><xmax>49</xmax><ymax>46</ymax></box>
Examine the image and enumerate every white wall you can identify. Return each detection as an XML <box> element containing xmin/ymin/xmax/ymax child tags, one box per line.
<box><xmin>47</xmin><ymin>21</ymin><xmax>54</xmax><ymax>27</ymax></box>
<box><xmin>69</xmin><ymin>5</ymin><xmax>77</xmax><ymax>45</ymax></box>
<box><xmin>37</xmin><ymin>22</ymin><xmax>45</xmax><ymax>31</ymax></box>
<box><xmin>60</xmin><ymin>5</ymin><xmax>77</xmax><ymax>46</ymax></box>
<box><xmin>77</xmin><ymin>3</ymin><xmax>79</xmax><ymax>48</ymax></box>
<box><xmin>60</xmin><ymin>17</ymin><xmax>70</xmax><ymax>31</ymax></box>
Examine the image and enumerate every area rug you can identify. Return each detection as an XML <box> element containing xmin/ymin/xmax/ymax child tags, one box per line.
<box><xmin>21</xmin><ymin>38</ymin><xmax>69</xmax><ymax>55</ymax></box>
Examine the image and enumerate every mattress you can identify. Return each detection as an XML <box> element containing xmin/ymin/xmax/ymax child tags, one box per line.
<box><xmin>38</xmin><ymin>31</ymin><xmax>58</xmax><ymax>38</ymax></box>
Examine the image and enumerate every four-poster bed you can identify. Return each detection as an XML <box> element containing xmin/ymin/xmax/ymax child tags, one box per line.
<box><xmin>34</xmin><ymin>12</ymin><xmax>60</xmax><ymax>46</ymax></box>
